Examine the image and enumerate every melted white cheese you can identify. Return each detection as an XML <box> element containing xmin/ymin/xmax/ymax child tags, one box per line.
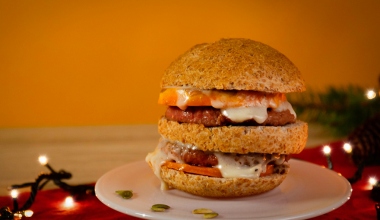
<box><xmin>146</xmin><ymin>139</ymin><xmax>200</xmax><ymax>190</ymax></box>
<box><xmin>210</xmin><ymin>99</ymin><xmax>225</xmax><ymax>109</ymax></box>
<box><xmin>214</xmin><ymin>153</ymin><xmax>287</xmax><ymax>178</ymax></box>
<box><xmin>214</xmin><ymin>153</ymin><xmax>265</xmax><ymax>178</ymax></box>
<box><xmin>145</xmin><ymin>139</ymin><xmax>170</xmax><ymax>190</ymax></box>
<box><xmin>221</xmin><ymin>106</ymin><xmax>268</xmax><ymax>123</ymax></box>
<box><xmin>176</xmin><ymin>89</ymin><xmax>189</xmax><ymax>110</ymax></box>
<box><xmin>274</xmin><ymin>101</ymin><xmax>296</xmax><ymax>118</ymax></box>
<box><xmin>220</xmin><ymin>100</ymin><xmax>296</xmax><ymax>123</ymax></box>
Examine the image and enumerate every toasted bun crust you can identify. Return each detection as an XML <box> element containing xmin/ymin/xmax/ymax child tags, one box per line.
<box><xmin>158</xmin><ymin>117</ymin><xmax>308</xmax><ymax>154</ymax></box>
<box><xmin>161</xmin><ymin>38</ymin><xmax>305</xmax><ymax>93</ymax></box>
<box><xmin>160</xmin><ymin>165</ymin><xmax>288</xmax><ymax>197</ymax></box>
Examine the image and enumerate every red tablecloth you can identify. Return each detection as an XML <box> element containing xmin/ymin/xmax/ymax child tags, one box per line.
<box><xmin>1</xmin><ymin>141</ymin><xmax>379</xmax><ymax>219</ymax></box>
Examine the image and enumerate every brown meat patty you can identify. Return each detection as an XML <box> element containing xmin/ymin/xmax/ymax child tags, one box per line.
<box><xmin>163</xmin><ymin>141</ymin><xmax>218</xmax><ymax>167</ymax></box>
<box><xmin>165</xmin><ymin>106</ymin><xmax>295</xmax><ymax>126</ymax></box>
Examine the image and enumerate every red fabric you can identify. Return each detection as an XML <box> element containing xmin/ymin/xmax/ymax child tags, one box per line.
<box><xmin>1</xmin><ymin>141</ymin><xmax>379</xmax><ymax>219</ymax></box>
<box><xmin>292</xmin><ymin>141</ymin><xmax>379</xmax><ymax>220</ymax></box>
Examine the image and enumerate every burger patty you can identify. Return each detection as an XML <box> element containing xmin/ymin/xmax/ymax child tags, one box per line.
<box><xmin>165</xmin><ymin>106</ymin><xmax>295</xmax><ymax>126</ymax></box>
<box><xmin>164</xmin><ymin>142</ymin><xmax>218</xmax><ymax>167</ymax></box>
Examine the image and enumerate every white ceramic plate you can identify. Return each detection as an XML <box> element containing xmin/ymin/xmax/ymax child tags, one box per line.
<box><xmin>95</xmin><ymin>160</ymin><xmax>352</xmax><ymax>220</ymax></box>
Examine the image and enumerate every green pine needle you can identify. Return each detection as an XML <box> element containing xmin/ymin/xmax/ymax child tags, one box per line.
<box><xmin>287</xmin><ymin>85</ymin><xmax>380</xmax><ymax>137</ymax></box>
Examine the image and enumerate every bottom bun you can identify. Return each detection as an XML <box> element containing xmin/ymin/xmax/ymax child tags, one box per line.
<box><xmin>160</xmin><ymin>165</ymin><xmax>289</xmax><ymax>197</ymax></box>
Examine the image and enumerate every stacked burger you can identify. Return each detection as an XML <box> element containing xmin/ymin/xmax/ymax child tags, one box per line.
<box><xmin>146</xmin><ymin>38</ymin><xmax>308</xmax><ymax>197</ymax></box>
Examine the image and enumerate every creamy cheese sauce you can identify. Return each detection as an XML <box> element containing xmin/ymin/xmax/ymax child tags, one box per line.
<box><xmin>145</xmin><ymin>139</ymin><xmax>199</xmax><ymax>190</ymax></box>
<box><xmin>176</xmin><ymin>89</ymin><xmax>190</xmax><ymax>110</ymax></box>
<box><xmin>215</xmin><ymin>153</ymin><xmax>286</xmax><ymax>178</ymax></box>
<box><xmin>275</xmin><ymin>101</ymin><xmax>296</xmax><ymax>118</ymax></box>
<box><xmin>220</xmin><ymin>100</ymin><xmax>295</xmax><ymax>124</ymax></box>
<box><xmin>214</xmin><ymin>153</ymin><xmax>264</xmax><ymax>178</ymax></box>
<box><xmin>221</xmin><ymin>106</ymin><xmax>268</xmax><ymax>123</ymax></box>
<box><xmin>145</xmin><ymin>139</ymin><xmax>171</xmax><ymax>190</ymax></box>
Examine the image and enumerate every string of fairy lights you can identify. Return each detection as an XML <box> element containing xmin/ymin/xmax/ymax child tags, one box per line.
<box><xmin>0</xmin><ymin>155</ymin><xmax>94</xmax><ymax>219</ymax></box>
<box><xmin>323</xmin><ymin>143</ymin><xmax>375</xmax><ymax>183</ymax></box>
<box><xmin>0</xmin><ymin>88</ymin><xmax>379</xmax><ymax>219</ymax></box>
<box><xmin>322</xmin><ymin>142</ymin><xmax>380</xmax><ymax>217</ymax></box>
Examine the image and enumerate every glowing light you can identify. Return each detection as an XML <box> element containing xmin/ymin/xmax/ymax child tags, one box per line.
<box><xmin>343</xmin><ymin>143</ymin><xmax>352</xmax><ymax>154</ymax></box>
<box><xmin>64</xmin><ymin>196</ymin><xmax>74</xmax><ymax>208</ymax></box>
<box><xmin>323</xmin><ymin>145</ymin><xmax>331</xmax><ymax>155</ymax></box>
<box><xmin>10</xmin><ymin>189</ymin><xmax>18</xmax><ymax>198</ymax></box>
<box><xmin>366</xmin><ymin>89</ymin><xmax>376</xmax><ymax>99</ymax></box>
<box><xmin>38</xmin><ymin>155</ymin><xmax>48</xmax><ymax>165</ymax></box>
<box><xmin>24</xmin><ymin>210</ymin><xmax>34</xmax><ymax>217</ymax></box>
<box><xmin>369</xmin><ymin>177</ymin><xmax>378</xmax><ymax>186</ymax></box>
<box><xmin>13</xmin><ymin>212</ymin><xmax>22</xmax><ymax>218</ymax></box>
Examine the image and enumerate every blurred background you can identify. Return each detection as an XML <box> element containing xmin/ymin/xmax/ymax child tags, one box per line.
<box><xmin>1</xmin><ymin>1</ymin><xmax>380</xmax><ymax>207</ymax></box>
<box><xmin>1</xmin><ymin>0</ymin><xmax>380</xmax><ymax>128</ymax></box>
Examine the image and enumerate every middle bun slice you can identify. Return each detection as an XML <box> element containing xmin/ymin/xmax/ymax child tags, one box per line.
<box><xmin>159</xmin><ymin>117</ymin><xmax>308</xmax><ymax>155</ymax></box>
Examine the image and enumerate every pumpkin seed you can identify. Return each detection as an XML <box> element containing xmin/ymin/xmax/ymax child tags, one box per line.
<box><xmin>151</xmin><ymin>204</ymin><xmax>170</xmax><ymax>212</ymax></box>
<box><xmin>115</xmin><ymin>190</ymin><xmax>133</xmax><ymax>199</ymax></box>
<box><xmin>192</xmin><ymin>208</ymin><xmax>214</xmax><ymax>214</ymax></box>
<box><xmin>193</xmin><ymin>208</ymin><xmax>218</xmax><ymax>218</ymax></box>
<box><xmin>203</xmin><ymin>212</ymin><xmax>218</xmax><ymax>219</ymax></box>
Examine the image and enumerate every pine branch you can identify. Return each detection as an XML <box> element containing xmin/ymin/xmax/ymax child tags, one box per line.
<box><xmin>288</xmin><ymin>85</ymin><xmax>380</xmax><ymax>137</ymax></box>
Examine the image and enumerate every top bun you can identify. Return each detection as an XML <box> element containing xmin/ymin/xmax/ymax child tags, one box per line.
<box><xmin>161</xmin><ymin>38</ymin><xmax>305</xmax><ymax>93</ymax></box>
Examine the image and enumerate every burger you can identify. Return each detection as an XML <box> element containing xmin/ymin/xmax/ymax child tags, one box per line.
<box><xmin>146</xmin><ymin>38</ymin><xmax>308</xmax><ymax>197</ymax></box>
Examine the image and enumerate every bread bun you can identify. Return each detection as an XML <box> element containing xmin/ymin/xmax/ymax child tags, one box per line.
<box><xmin>161</xmin><ymin>38</ymin><xmax>305</xmax><ymax>93</ymax></box>
<box><xmin>160</xmin><ymin>164</ymin><xmax>289</xmax><ymax>197</ymax></box>
<box><xmin>158</xmin><ymin>117</ymin><xmax>308</xmax><ymax>154</ymax></box>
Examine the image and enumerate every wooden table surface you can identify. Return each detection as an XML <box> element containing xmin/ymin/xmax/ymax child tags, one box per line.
<box><xmin>0</xmin><ymin>123</ymin><xmax>338</xmax><ymax>196</ymax></box>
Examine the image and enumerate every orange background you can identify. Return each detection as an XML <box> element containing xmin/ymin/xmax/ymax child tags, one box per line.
<box><xmin>1</xmin><ymin>1</ymin><xmax>379</xmax><ymax>128</ymax></box>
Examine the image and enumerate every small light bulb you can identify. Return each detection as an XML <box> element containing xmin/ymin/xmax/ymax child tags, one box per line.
<box><xmin>64</xmin><ymin>196</ymin><xmax>74</xmax><ymax>208</ymax></box>
<box><xmin>369</xmin><ymin>177</ymin><xmax>377</xmax><ymax>186</ymax></box>
<box><xmin>10</xmin><ymin>189</ymin><xmax>18</xmax><ymax>198</ymax></box>
<box><xmin>366</xmin><ymin>89</ymin><xmax>376</xmax><ymax>99</ymax></box>
<box><xmin>24</xmin><ymin>210</ymin><xmax>34</xmax><ymax>217</ymax></box>
<box><xmin>323</xmin><ymin>145</ymin><xmax>331</xmax><ymax>155</ymax></box>
<box><xmin>13</xmin><ymin>212</ymin><xmax>23</xmax><ymax>218</ymax></box>
<box><xmin>38</xmin><ymin>155</ymin><xmax>48</xmax><ymax>165</ymax></box>
<box><xmin>343</xmin><ymin>143</ymin><xmax>352</xmax><ymax>154</ymax></box>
